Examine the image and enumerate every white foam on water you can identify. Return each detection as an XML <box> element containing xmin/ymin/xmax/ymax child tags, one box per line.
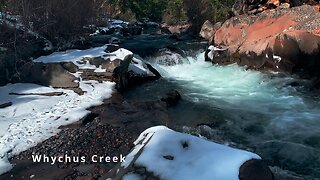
<box><xmin>153</xmin><ymin>51</ymin><xmax>320</xmax><ymax>146</ymax></box>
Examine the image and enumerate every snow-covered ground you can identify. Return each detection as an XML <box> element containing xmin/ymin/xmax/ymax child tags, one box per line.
<box><xmin>0</xmin><ymin>81</ymin><xmax>114</xmax><ymax>175</ymax></box>
<box><xmin>120</xmin><ymin>126</ymin><xmax>260</xmax><ymax>180</ymax></box>
<box><xmin>0</xmin><ymin>45</ymin><xmax>155</xmax><ymax>175</ymax></box>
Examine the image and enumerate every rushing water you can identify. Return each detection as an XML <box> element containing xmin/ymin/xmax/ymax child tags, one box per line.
<box><xmin>124</xmin><ymin>50</ymin><xmax>320</xmax><ymax>179</ymax></box>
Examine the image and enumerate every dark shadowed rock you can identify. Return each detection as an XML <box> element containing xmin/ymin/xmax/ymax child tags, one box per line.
<box><xmin>146</xmin><ymin>63</ymin><xmax>161</xmax><ymax>78</ymax></box>
<box><xmin>161</xmin><ymin>90</ymin><xmax>182</xmax><ymax>106</ymax></box>
<box><xmin>112</xmin><ymin>54</ymin><xmax>161</xmax><ymax>91</ymax></box>
<box><xmin>60</xmin><ymin>62</ymin><xmax>79</xmax><ymax>73</ymax></box>
<box><xmin>105</xmin><ymin>44</ymin><xmax>120</xmax><ymax>53</ymax></box>
<box><xmin>239</xmin><ymin>159</ymin><xmax>274</xmax><ymax>180</ymax></box>
<box><xmin>122</xmin><ymin>25</ymin><xmax>143</xmax><ymax>36</ymax></box>
<box><xmin>81</xmin><ymin>112</ymin><xmax>99</xmax><ymax>125</ymax></box>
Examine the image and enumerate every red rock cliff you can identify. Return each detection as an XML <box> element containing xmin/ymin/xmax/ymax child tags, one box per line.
<box><xmin>202</xmin><ymin>3</ymin><xmax>320</xmax><ymax>77</ymax></box>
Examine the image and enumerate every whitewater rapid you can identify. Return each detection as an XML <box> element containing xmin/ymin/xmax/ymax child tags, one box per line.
<box><xmin>150</xmin><ymin>51</ymin><xmax>320</xmax><ymax>178</ymax></box>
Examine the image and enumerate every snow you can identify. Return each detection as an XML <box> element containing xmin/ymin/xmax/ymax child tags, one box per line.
<box><xmin>129</xmin><ymin>57</ymin><xmax>153</xmax><ymax>75</ymax></box>
<box><xmin>121</xmin><ymin>126</ymin><xmax>260</xmax><ymax>180</ymax></box>
<box><xmin>207</xmin><ymin>46</ymin><xmax>228</xmax><ymax>61</ymax></box>
<box><xmin>123</xmin><ymin>173</ymin><xmax>141</xmax><ymax>180</ymax></box>
<box><xmin>108</xmin><ymin>48</ymin><xmax>133</xmax><ymax>61</ymax></box>
<box><xmin>35</xmin><ymin>45</ymin><xmax>109</xmax><ymax>64</ymax></box>
<box><xmin>94</xmin><ymin>65</ymin><xmax>107</xmax><ymax>73</ymax></box>
<box><xmin>90</xmin><ymin>19</ymin><xmax>128</xmax><ymax>36</ymax></box>
<box><xmin>273</xmin><ymin>55</ymin><xmax>282</xmax><ymax>62</ymax></box>
<box><xmin>0</xmin><ymin>158</ymin><xmax>12</xmax><ymax>175</ymax></box>
<box><xmin>0</xmin><ymin>80</ymin><xmax>114</xmax><ymax>175</ymax></box>
<box><xmin>208</xmin><ymin>45</ymin><xmax>227</xmax><ymax>51</ymax></box>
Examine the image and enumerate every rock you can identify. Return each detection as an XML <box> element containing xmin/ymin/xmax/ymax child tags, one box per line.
<box><xmin>199</xmin><ymin>20</ymin><xmax>221</xmax><ymax>42</ymax></box>
<box><xmin>205</xmin><ymin>46</ymin><xmax>228</xmax><ymax>63</ymax></box>
<box><xmin>0</xmin><ymin>102</ymin><xmax>12</xmax><ymax>109</ymax></box>
<box><xmin>211</xmin><ymin>5</ymin><xmax>320</xmax><ymax>77</ymax></box>
<box><xmin>81</xmin><ymin>112</ymin><xmax>99</xmax><ymax>125</ymax></box>
<box><xmin>112</xmin><ymin>53</ymin><xmax>161</xmax><ymax>91</ymax></box>
<box><xmin>239</xmin><ymin>159</ymin><xmax>274</xmax><ymax>180</ymax></box>
<box><xmin>153</xmin><ymin>48</ymin><xmax>185</xmax><ymax>66</ymax></box>
<box><xmin>161</xmin><ymin>23</ymin><xmax>191</xmax><ymax>34</ymax></box>
<box><xmin>122</xmin><ymin>25</ymin><xmax>143</xmax><ymax>36</ymax></box>
<box><xmin>105</xmin><ymin>44</ymin><xmax>120</xmax><ymax>53</ymax></box>
<box><xmin>161</xmin><ymin>90</ymin><xmax>182</xmax><ymax>106</ymax></box>
<box><xmin>100</xmin><ymin>27</ymin><xmax>115</xmax><ymax>35</ymax></box>
<box><xmin>60</xmin><ymin>62</ymin><xmax>79</xmax><ymax>73</ymax></box>
<box><xmin>146</xmin><ymin>63</ymin><xmax>161</xmax><ymax>78</ymax></box>
<box><xmin>12</xmin><ymin>62</ymin><xmax>79</xmax><ymax>88</ymax></box>
<box><xmin>109</xmin><ymin>37</ymin><xmax>121</xmax><ymax>44</ymax></box>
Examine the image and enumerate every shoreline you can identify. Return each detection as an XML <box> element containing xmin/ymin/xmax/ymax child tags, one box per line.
<box><xmin>0</xmin><ymin>91</ymin><xmax>171</xmax><ymax>179</ymax></box>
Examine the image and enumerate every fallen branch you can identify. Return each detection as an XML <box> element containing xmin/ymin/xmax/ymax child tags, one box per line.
<box><xmin>9</xmin><ymin>92</ymin><xmax>65</xmax><ymax>96</ymax></box>
<box><xmin>0</xmin><ymin>102</ymin><xmax>13</xmax><ymax>108</ymax></box>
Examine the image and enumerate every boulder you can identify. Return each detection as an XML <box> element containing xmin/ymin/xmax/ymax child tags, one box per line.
<box><xmin>122</xmin><ymin>25</ymin><xmax>143</xmax><ymax>36</ymax></box>
<box><xmin>239</xmin><ymin>159</ymin><xmax>274</xmax><ymax>180</ymax></box>
<box><xmin>161</xmin><ymin>23</ymin><xmax>191</xmax><ymax>34</ymax></box>
<box><xmin>199</xmin><ymin>20</ymin><xmax>222</xmax><ymax>42</ymax></box>
<box><xmin>199</xmin><ymin>20</ymin><xmax>214</xmax><ymax>41</ymax></box>
<box><xmin>161</xmin><ymin>90</ymin><xmax>182</xmax><ymax>106</ymax></box>
<box><xmin>12</xmin><ymin>62</ymin><xmax>79</xmax><ymax>88</ymax></box>
<box><xmin>112</xmin><ymin>52</ymin><xmax>161</xmax><ymax>91</ymax></box>
<box><xmin>153</xmin><ymin>48</ymin><xmax>185</xmax><ymax>66</ymax></box>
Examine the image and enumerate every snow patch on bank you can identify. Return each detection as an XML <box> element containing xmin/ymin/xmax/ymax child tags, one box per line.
<box><xmin>35</xmin><ymin>45</ymin><xmax>109</xmax><ymax>64</ymax></box>
<box><xmin>0</xmin><ymin>81</ymin><xmax>114</xmax><ymax>175</ymax></box>
<box><xmin>121</xmin><ymin>126</ymin><xmax>260</xmax><ymax>180</ymax></box>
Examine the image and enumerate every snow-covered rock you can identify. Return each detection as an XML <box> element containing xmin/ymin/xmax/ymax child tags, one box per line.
<box><xmin>110</xmin><ymin>126</ymin><xmax>272</xmax><ymax>180</ymax></box>
<box><xmin>34</xmin><ymin>45</ymin><xmax>155</xmax><ymax>76</ymax></box>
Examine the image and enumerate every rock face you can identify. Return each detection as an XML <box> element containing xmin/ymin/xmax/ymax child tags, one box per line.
<box><xmin>205</xmin><ymin>4</ymin><xmax>320</xmax><ymax>77</ymax></box>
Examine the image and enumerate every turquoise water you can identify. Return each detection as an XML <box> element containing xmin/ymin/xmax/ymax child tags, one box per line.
<box><xmin>126</xmin><ymin>51</ymin><xmax>320</xmax><ymax>179</ymax></box>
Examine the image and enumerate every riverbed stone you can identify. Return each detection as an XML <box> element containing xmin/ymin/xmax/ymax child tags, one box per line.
<box><xmin>239</xmin><ymin>159</ymin><xmax>274</xmax><ymax>180</ymax></box>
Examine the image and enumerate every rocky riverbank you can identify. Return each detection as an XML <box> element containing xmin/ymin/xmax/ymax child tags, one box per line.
<box><xmin>0</xmin><ymin>91</ymin><xmax>174</xmax><ymax>180</ymax></box>
<box><xmin>201</xmin><ymin>0</ymin><xmax>320</xmax><ymax>90</ymax></box>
